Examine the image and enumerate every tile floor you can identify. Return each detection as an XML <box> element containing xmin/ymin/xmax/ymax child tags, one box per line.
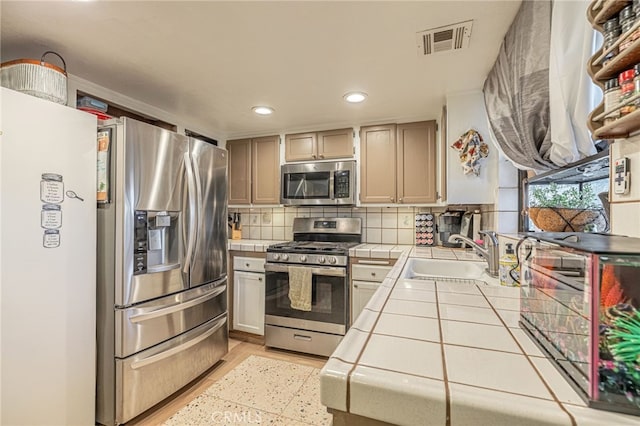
<box><xmin>163</xmin><ymin>355</ymin><xmax>331</xmax><ymax>426</ymax></box>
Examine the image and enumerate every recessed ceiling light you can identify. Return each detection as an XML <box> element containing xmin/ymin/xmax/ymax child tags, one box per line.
<box><xmin>252</xmin><ymin>106</ymin><xmax>274</xmax><ymax>115</ymax></box>
<box><xmin>343</xmin><ymin>92</ymin><xmax>368</xmax><ymax>103</ymax></box>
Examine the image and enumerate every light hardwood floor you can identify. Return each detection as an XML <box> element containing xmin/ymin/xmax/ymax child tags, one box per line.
<box><xmin>126</xmin><ymin>338</ymin><xmax>329</xmax><ymax>425</ymax></box>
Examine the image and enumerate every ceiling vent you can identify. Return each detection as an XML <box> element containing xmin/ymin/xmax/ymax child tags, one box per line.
<box><xmin>416</xmin><ymin>20</ymin><xmax>473</xmax><ymax>56</ymax></box>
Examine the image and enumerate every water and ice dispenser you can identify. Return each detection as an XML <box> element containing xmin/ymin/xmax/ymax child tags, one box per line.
<box><xmin>133</xmin><ymin>210</ymin><xmax>179</xmax><ymax>275</ymax></box>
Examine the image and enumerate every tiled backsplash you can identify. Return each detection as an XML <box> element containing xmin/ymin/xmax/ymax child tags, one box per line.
<box><xmin>228</xmin><ymin>206</ymin><xmax>492</xmax><ymax>244</ymax></box>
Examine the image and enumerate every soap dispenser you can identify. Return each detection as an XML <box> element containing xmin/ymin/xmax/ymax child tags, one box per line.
<box><xmin>499</xmin><ymin>243</ymin><xmax>519</xmax><ymax>287</ymax></box>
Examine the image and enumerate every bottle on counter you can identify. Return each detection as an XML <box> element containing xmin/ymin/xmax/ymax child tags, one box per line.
<box><xmin>499</xmin><ymin>243</ymin><xmax>519</xmax><ymax>287</ymax></box>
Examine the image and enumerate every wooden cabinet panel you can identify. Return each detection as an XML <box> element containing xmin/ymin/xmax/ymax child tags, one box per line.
<box><xmin>227</xmin><ymin>139</ymin><xmax>252</xmax><ymax>205</ymax></box>
<box><xmin>284</xmin><ymin>128</ymin><xmax>354</xmax><ymax>162</ymax></box>
<box><xmin>285</xmin><ymin>132</ymin><xmax>316</xmax><ymax>162</ymax></box>
<box><xmin>252</xmin><ymin>135</ymin><xmax>280</xmax><ymax>204</ymax></box>
<box><xmin>360</xmin><ymin>124</ymin><xmax>397</xmax><ymax>203</ymax></box>
<box><xmin>317</xmin><ymin>128</ymin><xmax>353</xmax><ymax>160</ymax></box>
<box><xmin>233</xmin><ymin>270</ymin><xmax>265</xmax><ymax>335</ymax></box>
<box><xmin>351</xmin><ymin>281</ymin><xmax>379</xmax><ymax>325</ymax></box>
<box><xmin>397</xmin><ymin>121</ymin><xmax>437</xmax><ymax>203</ymax></box>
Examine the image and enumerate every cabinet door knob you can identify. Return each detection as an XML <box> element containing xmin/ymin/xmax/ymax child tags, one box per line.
<box><xmin>258</xmin><ymin>277</ymin><xmax>263</xmax><ymax>282</ymax></box>
<box><xmin>398</xmin><ymin>198</ymin><xmax>403</xmax><ymax>203</ymax></box>
<box><xmin>371</xmin><ymin>272</ymin><xmax>376</xmax><ymax>276</ymax></box>
<box><xmin>312</xmin><ymin>154</ymin><xmax>317</xmax><ymax>159</ymax></box>
<box><xmin>389</xmin><ymin>196</ymin><xmax>394</xmax><ymax>202</ymax></box>
<box><xmin>319</xmin><ymin>154</ymin><xmax>324</xmax><ymax>159</ymax></box>
<box><xmin>354</xmin><ymin>284</ymin><xmax>358</xmax><ymax>288</ymax></box>
<box><xmin>246</xmin><ymin>263</ymin><xmax>250</xmax><ymax>267</ymax></box>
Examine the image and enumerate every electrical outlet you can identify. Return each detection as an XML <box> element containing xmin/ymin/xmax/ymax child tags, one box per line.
<box><xmin>614</xmin><ymin>157</ymin><xmax>630</xmax><ymax>195</ymax></box>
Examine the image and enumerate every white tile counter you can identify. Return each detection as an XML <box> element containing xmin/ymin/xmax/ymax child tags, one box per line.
<box><xmin>320</xmin><ymin>250</ymin><xmax>640</xmax><ymax>426</ymax></box>
<box><xmin>227</xmin><ymin>239</ymin><xmax>285</xmax><ymax>252</ymax></box>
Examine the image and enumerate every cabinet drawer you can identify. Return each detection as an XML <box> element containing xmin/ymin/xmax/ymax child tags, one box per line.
<box><xmin>115</xmin><ymin>279</ymin><xmax>227</xmax><ymax>357</ymax></box>
<box><xmin>233</xmin><ymin>256</ymin><xmax>265</xmax><ymax>273</ymax></box>
<box><xmin>351</xmin><ymin>264</ymin><xmax>392</xmax><ymax>282</ymax></box>
<box><xmin>116</xmin><ymin>313</ymin><xmax>228</xmax><ymax>424</ymax></box>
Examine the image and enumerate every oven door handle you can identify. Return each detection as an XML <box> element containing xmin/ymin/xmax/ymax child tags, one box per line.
<box><xmin>264</xmin><ymin>263</ymin><xmax>346</xmax><ymax>277</ymax></box>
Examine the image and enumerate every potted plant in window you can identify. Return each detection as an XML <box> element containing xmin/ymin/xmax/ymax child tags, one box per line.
<box><xmin>528</xmin><ymin>183</ymin><xmax>608</xmax><ymax>232</ymax></box>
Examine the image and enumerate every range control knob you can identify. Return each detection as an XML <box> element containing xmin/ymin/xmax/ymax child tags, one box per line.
<box><xmin>318</xmin><ymin>256</ymin><xmax>326</xmax><ymax>264</ymax></box>
<box><xmin>328</xmin><ymin>256</ymin><xmax>337</xmax><ymax>264</ymax></box>
<box><xmin>300</xmin><ymin>255</ymin><xmax>307</xmax><ymax>262</ymax></box>
<box><xmin>282</xmin><ymin>254</ymin><xmax>289</xmax><ymax>261</ymax></box>
<box><xmin>273</xmin><ymin>253</ymin><xmax>280</xmax><ymax>260</ymax></box>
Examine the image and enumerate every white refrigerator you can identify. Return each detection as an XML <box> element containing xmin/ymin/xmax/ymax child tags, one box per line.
<box><xmin>0</xmin><ymin>87</ymin><xmax>97</xmax><ymax>425</ymax></box>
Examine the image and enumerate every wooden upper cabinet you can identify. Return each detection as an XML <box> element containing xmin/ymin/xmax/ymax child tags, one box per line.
<box><xmin>285</xmin><ymin>133</ymin><xmax>316</xmax><ymax>162</ymax></box>
<box><xmin>317</xmin><ymin>128</ymin><xmax>353</xmax><ymax>160</ymax></box>
<box><xmin>359</xmin><ymin>124</ymin><xmax>397</xmax><ymax>203</ymax></box>
<box><xmin>284</xmin><ymin>128</ymin><xmax>353</xmax><ymax>162</ymax></box>
<box><xmin>227</xmin><ymin>135</ymin><xmax>280</xmax><ymax>205</ymax></box>
<box><xmin>397</xmin><ymin>121</ymin><xmax>437</xmax><ymax>203</ymax></box>
<box><xmin>251</xmin><ymin>135</ymin><xmax>280</xmax><ymax>204</ymax></box>
<box><xmin>227</xmin><ymin>139</ymin><xmax>252</xmax><ymax>205</ymax></box>
<box><xmin>360</xmin><ymin>121</ymin><xmax>437</xmax><ymax>204</ymax></box>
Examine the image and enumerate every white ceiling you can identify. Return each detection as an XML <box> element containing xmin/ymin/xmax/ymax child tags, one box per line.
<box><xmin>1</xmin><ymin>1</ymin><xmax>521</xmax><ymax>140</ymax></box>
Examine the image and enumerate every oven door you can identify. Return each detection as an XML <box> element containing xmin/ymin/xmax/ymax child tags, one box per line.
<box><xmin>264</xmin><ymin>262</ymin><xmax>348</xmax><ymax>334</ymax></box>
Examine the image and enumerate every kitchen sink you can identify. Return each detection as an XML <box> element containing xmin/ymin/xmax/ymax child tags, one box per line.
<box><xmin>400</xmin><ymin>258</ymin><xmax>499</xmax><ymax>285</ymax></box>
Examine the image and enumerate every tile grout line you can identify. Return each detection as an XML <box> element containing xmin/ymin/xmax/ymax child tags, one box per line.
<box><xmin>434</xmin><ymin>280</ymin><xmax>452</xmax><ymax>426</ymax></box>
<box><xmin>477</xmin><ymin>288</ymin><xmax>578</xmax><ymax>426</ymax></box>
<box><xmin>343</xmin><ymin>250</ymin><xmax>411</xmax><ymax>415</ymax></box>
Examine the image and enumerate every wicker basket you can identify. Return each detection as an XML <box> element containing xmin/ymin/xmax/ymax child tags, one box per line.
<box><xmin>1</xmin><ymin>51</ymin><xmax>67</xmax><ymax>105</ymax></box>
<box><xmin>529</xmin><ymin>207</ymin><xmax>607</xmax><ymax>232</ymax></box>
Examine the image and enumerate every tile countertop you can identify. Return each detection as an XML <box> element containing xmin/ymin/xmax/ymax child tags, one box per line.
<box><xmin>227</xmin><ymin>239</ymin><xmax>286</xmax><ymax>252</ymax></box>
<box><xmin>319</xmin><ymin>251</ymin><xmax>640</xmax><ymax>426</ymax></box>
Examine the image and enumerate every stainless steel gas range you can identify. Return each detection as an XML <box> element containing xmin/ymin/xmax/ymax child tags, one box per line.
<box><xmin>264</xmin><ymin>217</ymin><xmax>362</xmax><ymax>356</ymax></box>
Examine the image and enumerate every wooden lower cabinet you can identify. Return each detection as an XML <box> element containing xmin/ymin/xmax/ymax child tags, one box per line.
<box><xmin>227</xmin><ymin>135</ymin><xmax>280</xmax><ymax>205</ymax></box>
<box><xmin>229</xmin><ymin>252</ymin><xmax>266</xmax><ymax>338</ymax></box>
<box><xmin>360</xmin><ymin>120</ymin><xmax>437</xmax><ymax>204</ymax></box>
<box><xmin>350</xmin><ymin>261</ymin><xmax>394</xmax><ymax>325</ymax></box>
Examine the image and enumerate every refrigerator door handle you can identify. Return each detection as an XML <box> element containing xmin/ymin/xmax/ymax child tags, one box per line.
<box><xmin>193</xmin><ymin>154</ymin><xmax>204</xmax><ymax>251</ymax></box>
<box><xmin>130</xmin><ymin>314</ymin><xmax>227</xmax><ymax>370</ymax></box>
<box><xmin>129</xmin><ymin>283</ymin><xmax>227</xmax><ymax>324</ymax></box>
<box><xmin>183</xmin><ymin>152</ymin><xmax>197</xmax><ymax>274</ymax></box>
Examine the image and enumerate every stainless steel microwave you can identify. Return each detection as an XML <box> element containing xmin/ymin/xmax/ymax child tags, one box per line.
<box><xmin>280</xmin><ymin>160</ymin><xmax>356</xmax><ymax>206</ymax></box>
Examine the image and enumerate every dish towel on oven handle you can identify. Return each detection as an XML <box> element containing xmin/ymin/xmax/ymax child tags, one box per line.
<box><xmin>288</xmin><ymin>266</ymin><xmax>312</xmax><ymax>311</ymax></box>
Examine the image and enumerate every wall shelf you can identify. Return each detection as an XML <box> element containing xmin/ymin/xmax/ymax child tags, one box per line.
<box><xmin>587</xmin><ymin>0</ymin><xmax>640</xmax><ymax>139</ymax></box>
<box><xmin>588</xmin><ymin>0</ymin><xmax>629</xmax><ymax>29</ymax></box>
<box><xmin>593</xmin><ymin>107</ymin><xmax>640</xmax><ymax>138</ymax></box>
<box><xmin>525</xmin><ymin>149</ymin><xmax>610</xmax><ymax>185</ymax></box>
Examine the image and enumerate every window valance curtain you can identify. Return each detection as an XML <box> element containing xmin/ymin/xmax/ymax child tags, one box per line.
<box><xmin>483</xmin><ymin>0</ymin><xmax>597</xmax><ymax>173</ymax></box>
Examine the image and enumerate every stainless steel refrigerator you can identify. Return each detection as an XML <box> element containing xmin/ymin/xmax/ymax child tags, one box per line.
<box><xmin>96</xmin><ymin>117</ymin><xmax>228</xmax><ymax>425</ymax></box>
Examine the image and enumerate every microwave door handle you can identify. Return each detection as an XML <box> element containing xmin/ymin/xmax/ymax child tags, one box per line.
<box><xmin>183</xmin><ymin>152</ymin><xmax>197</xmax><ymax>274</ymax></box>
<box><xmin>329</xmin><ymin>173</ymin><xmax>335</xmax><ymax>200</ymax></box>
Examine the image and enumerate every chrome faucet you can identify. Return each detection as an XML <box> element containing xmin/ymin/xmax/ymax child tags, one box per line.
<box><xmin>448</xmin><ymin>230</ymin><xmax>500</xmax><ymax>277</ymax></box>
